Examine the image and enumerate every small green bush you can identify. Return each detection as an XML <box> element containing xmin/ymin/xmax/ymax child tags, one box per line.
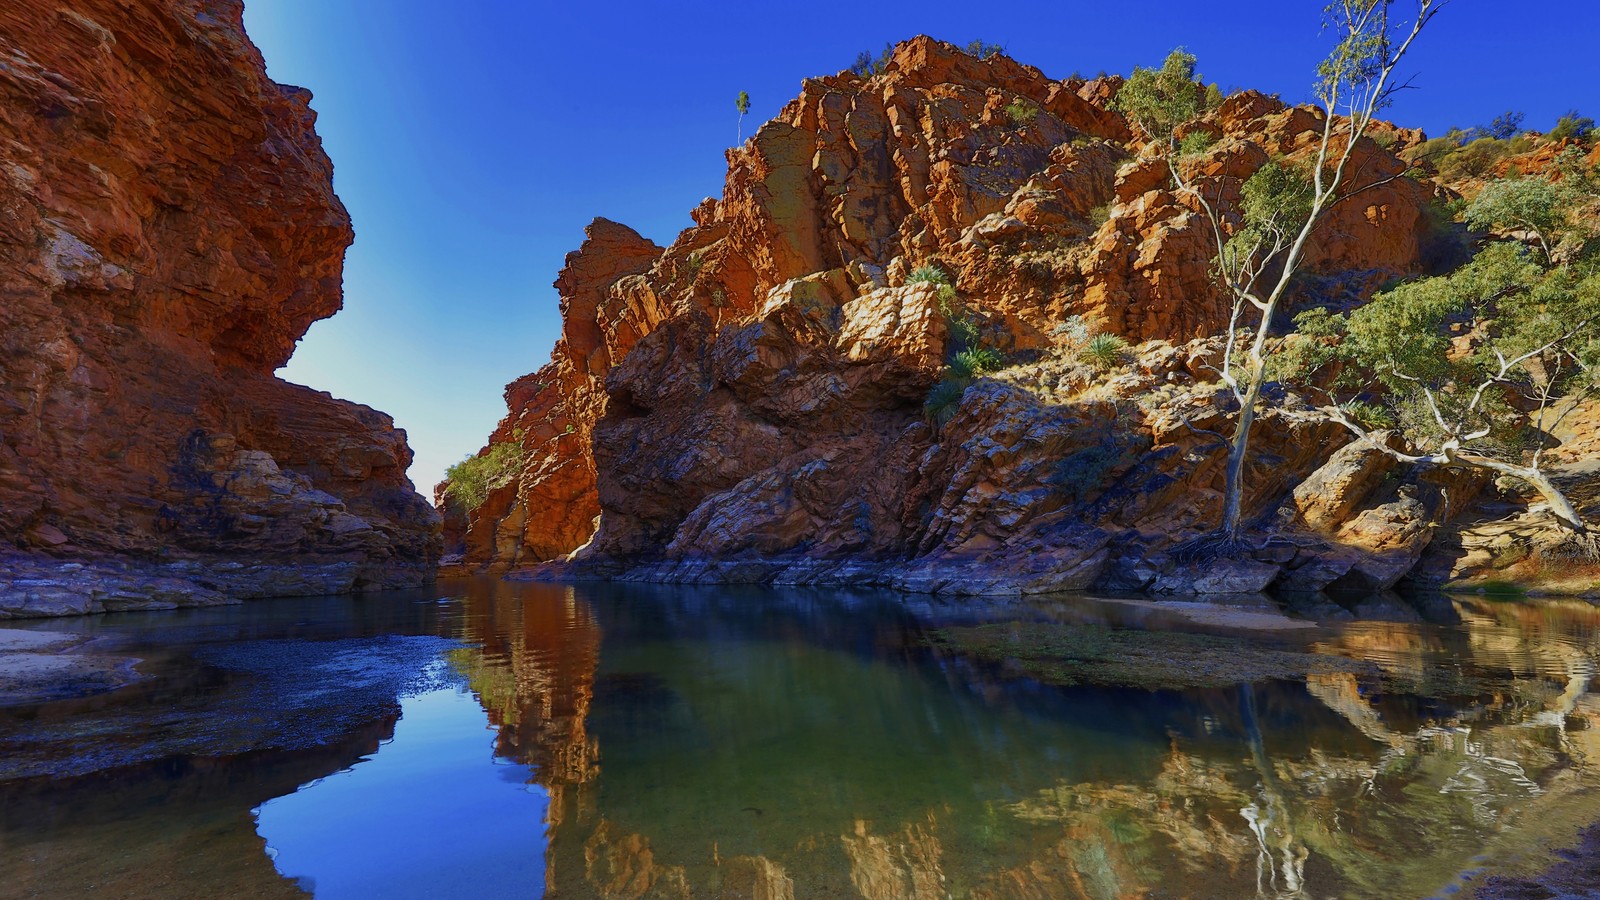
<box><xmin>1087</xmin><ymin>203</ymin><xmax>1112</xmax><ymax>225</ymax></box>
<box><xmin>1047</xmin><ymin>442</ymin><xmax>1125</xmax><ymax>502</ymax></box>
<box><xmin>1204</xmin><ymin>83</ymin><xmax>1225</xmax><ymax>110</ymax></box>
<box><xmin>1550</xmin><ymin>110</ymin><xmax>1596</xmax><ymax>143</ymax></box>
<box><xmin>907</xmin><ymin>264</ymin><xmax>952</xmax><ymax>286</ymax></box>
<box><xmin>850</xmin><ymin>42</ymin><xmax>897</xmax><ymax>77</ymax></box>
<box><xmin>1004</xmin><ymin>98</ymin><xmax>1039</xmax><ymax>125</ymax></box>
<box><xmin>924</xmin><ymin>378</ymin><xmax>968</xmax><ymax>425</ymax></box>
<box><xmin>1177</xmin><ymin>131</ymin><xmax>1216</xmax><ymax>158</ymax></box>
<box><xmin>1078</xmin><ymin>333</ymin><xmax>1129</xmax><ymax>371</ymax></box>
<box><xmin>949</xmin><ymin>347</ymin><xmax>1004</xmax><ymax>380</ymax></box>
<box><xmin>964</xmin><ymin>39</ymin><xmax>1005</xmax><ymax>60</ymax></box>
<box><xmin>1051</xmin><ymin>315</ymin><xmax>1091</xmax><ymax>344</ymax></box>
<box><xmin>1439</xmin><ymin>137</ymin><xmax>1508</xmax><ymax>179</ymax></box>
<box><xmin>443</xmin><ymin>440</ymin><xmax>529</xmax><ymax>512</ymax></box>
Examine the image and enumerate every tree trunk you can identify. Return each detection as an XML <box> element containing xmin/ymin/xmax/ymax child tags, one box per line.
<box><xmin>1220</xmin><ymin>377</ymin><xmax>1264</xmax><ymax>539</ymax></box>
<box><xmin>1520</xmin><ymin>466</ymin><xmax>1588</xmax><ymax>534</ymax></box>
<box><xmin>1465</xmin><ymin>455</ymin><xmax>1588</xmax><ymax>534</ymax></box>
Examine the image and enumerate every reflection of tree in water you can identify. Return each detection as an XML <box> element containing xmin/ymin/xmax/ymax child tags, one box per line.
<box><xmin>986</xmin><ymin>596</ymin><xmax>1600</xmax><ymax>899</ymax></box>
<box><xmin>445</xmin><ymin>584</ymin><xmax>1600</xmax><ymax>899</ymax></box>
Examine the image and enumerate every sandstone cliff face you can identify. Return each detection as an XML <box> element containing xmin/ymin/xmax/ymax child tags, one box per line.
<box><xmin>450</xmin><ymin>37</ymin><xmax>1584</xmax><ymax>595</ymax></box>
<box><xmin>0</xmin><ymin>1</ymin><xmax>438</xmax><ymax>615</ymax></box>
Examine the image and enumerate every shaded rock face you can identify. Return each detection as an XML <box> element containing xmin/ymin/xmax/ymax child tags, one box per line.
<box><xmin>0</xmin><ymin>0</ymin><xmax>438</xmax><ymax>615</ymax></box>
<box><xmin>452</xmin><ymin>37</ymin><xmax>1484</xmax><ymax>593</ymax></box>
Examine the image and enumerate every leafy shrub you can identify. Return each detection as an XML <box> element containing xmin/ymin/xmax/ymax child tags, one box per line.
<box><xmin>1204</xmin><ymin>83</ymin><xmax>1225</xmax><ymax>110</ymax></box>
<box><xmin>949</xmin><ymin>347</ymin><xmax>1004</xmax><ymax>380</ymax></box>
<box><xmin>1047</xmin><ymin>442</ymin><xmax>1125</xmax><ymax>502</ymax></box>
<box><xmin>1550</xmin><ymin>110</ymin><xmax>1596</xmax><ymax>143</ymax></box>
<box><xmin>683</xmin><ymin>250</ymin><xmax>705</xmax><ymax>281</ymax></box>
<box><xmin>1051</xmin><ymin>315</ymin><xmax>1091</xmax><ymax>345</ymax></box>
<box><xmin>1078</xmin><ymin>333</ymin><xmax>1128</xmax><ymax>371</ymax></box>
<box><xmin>1004</xmin><ymin>98</ymin><xmax>1039</xmax><ymax>125</ymax></box>
<box><xmin>907</xmin><ymin>264</ymin><xmax>952</xmax><ymax>286</ymax></box>
<box><xmin>965</xmin><ymin>39</ymin><xmax>1005</xmax><ymax>59</ymax></box>
<box><xmin>1110</xmin><ymin>48</ymin><xmax>1203</xmax><ymax>145</ymax></box>
<box><xmin>1439</xmin><ymin>137</ymin><xmax>1508</xmax><ymax>179</ymax></box>
<box><xmin>850</xmin><ymin>43</ymin><xmax>896</xmax><ymax>77</ymax></box>
<box><xmin>1087</xmin><ymin>203</ymin><xmax>1112</xmax><ymax>225</ymax></box>
<box><xmin>1486</xmin><ymin>111</ymin><xmax>1525</xmax><ymax>141</ymax></box>
<box><xmin>443</xmin><ymin>440</ymin><xmax>528</xmax><ymax>511</ymax></box>
<box><xmin>924</xmin><ymin>378</ymin><xmax>968</xmax><ymax>425</ymax></box>
<box><xmin>1178</xmin><ymin>130</ymin><xmax>1216</xmax><ymax>158</ymax></box>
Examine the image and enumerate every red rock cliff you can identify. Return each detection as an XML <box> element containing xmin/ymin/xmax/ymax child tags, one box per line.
<box><xmin>448</xmin><ymin>37</ymin><xmax>1550</xmax><ymax>595</ymax></box>
<box><xmin>0</xmin><ymin>0</ymin><xmax>438</xmax><ymax>615</ymax></box>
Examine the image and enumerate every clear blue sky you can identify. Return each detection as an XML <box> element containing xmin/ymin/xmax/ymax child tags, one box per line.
<box><xmin>242</xmin><ymin>0</ymin><xmax>1600</xmax><ymax>498</ymax></box>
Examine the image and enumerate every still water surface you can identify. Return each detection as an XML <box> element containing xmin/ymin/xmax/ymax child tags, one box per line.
<box><xmin>1</xmin><ymin>579</ymin><xmax>1598</xmax><ymax>898</ymax></box>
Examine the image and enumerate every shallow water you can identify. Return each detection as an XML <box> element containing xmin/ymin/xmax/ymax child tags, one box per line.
<box><xmin>1</xmin><ymin>579</ymin><xmax>1599</xmax><ymax>899</ymax></box>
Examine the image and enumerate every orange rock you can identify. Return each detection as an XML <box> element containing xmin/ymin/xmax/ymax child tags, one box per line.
<box><xmin>0</xmin><ymin>1</ymin><xmax>438</xmax><ymax>610</ymax></box>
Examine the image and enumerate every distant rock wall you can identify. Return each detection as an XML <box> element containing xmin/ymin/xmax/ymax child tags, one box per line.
<box><xmin>0</xmin><ymin>1</ymin><xmax>438</xmax><ymax>615</ymax></box>
<box><xmin>448</xmin><ymin>37</ymin><xmax>1594</xmax><ymax>596</ymax></box>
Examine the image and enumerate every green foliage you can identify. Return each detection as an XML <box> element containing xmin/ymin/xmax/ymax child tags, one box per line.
<box><xmin>925</xmin><ymin>286</ymin><xmax>1005</xmax><ymax>424</ymax></box>
<box><xmin>907</xmin><ymin>264</ymin><xmax>952</xmax><ymax>286</ymax></box>
<box><xmin>683</xmin><ymin>249</ymin><xmax>705</xmax><ymax>282</ymax></box>
<box><xmin>850</xmin><ymin>43</ymin><xmax>896</xmax><ymax>77</ymax></box>
<box><xmin>1047</xmin><ymin>442</ymin><xmax>1127</xmax><ymax>502</ymax></box>
<box><xmin>1087</xmin><ymin>203</ymin><xmax>1112</xmax><ymax>225</ymax></box>
<box><xmin>1442</xmin><ymin>137</ymin><xmax>1509</xmax><ymax>179</ymax></box>
<box><xmin>965</xmin><ymin>39</ymin><xmax>1005</xmax><ymax>59</ymax></box>
<box><xmin>1051</xmin><ymin>315</ymin><xmax>1092</xmax><ymax>345</ymax></box>
<box><xmin>1550</xmin><ymin>110</ymin><xmax>1596</xmax><ymax>143</ymax></box>
<box><xmin>1465</xmin><ymin>175</ymin><xmax>1584</xmax><ymax>262</ymax></box>
<box><xmin>1110</xmin><ymin>47</ymin><xmax>1203</xmax><ymax>147</ymax></box>
<box><xmin>1003</xmin><ymin>98</ymin><xmax>1039</xmax><ymax>125</ymax></box>
<box><xmin>1291</xmin><ymin>238</ymin><xmax>1600</xmax><ymax>456</ymax></box>
<box><xmin>1218</xmin><ymin>161</ymin><xmax>1315</xmax><ymax>278</ymax></box>
<box><xmin>949</xmin><ymin>347</ymin><xmax>1005</xmax><ymax>380</ymax></box>
<box><xmin>735</xmin><ymin>91</ymin><xmax>750</xmax><ymax>115</ymax></box>
<box><xmin>1486</xmin><ymin>111</ymin><xmax>1524</xmax><ymax>141</ymax></box>
<box><xmin>923</xmin><ymin>378</ymin><xmax>968</xmax><ymax>425</ymax></box>
<box><xmin>443</xmin><ymin>439</ymin><xmax>529</xmax><ymax>512</ymax></box>
<box><xmin>1204</xmin><ymin>83</ymin><xmax>1225</xmax><ymax>110</ymax></box>
<box><xmin>1079</xmin><ymin>333</ymin><xmax>1128</xmax><ymax>371</ymax></box>
<box><xmin>1177</xmin><ymin>130</ymin><xmax>1216</xmax><ymax>158</ymax></box>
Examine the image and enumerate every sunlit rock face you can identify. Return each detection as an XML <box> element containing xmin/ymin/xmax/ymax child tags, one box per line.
<box><xmin>0</xmin><ymin>0</ymin><xmax>439</xmax><ymax>614</ymax></box>
<box><xmin>448</xmin><ymin>36</ymin><xmax>1591</xmax><ymax>593</ymax></box>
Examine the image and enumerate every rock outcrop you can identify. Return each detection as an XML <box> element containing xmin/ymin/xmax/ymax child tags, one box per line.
<box><xmin>0</xmin><ymin>1</ymin><xmax>439</xmax><ymax>616</ymax></box>
<box><xmin>448</xmin><ymin>37</ymin><xmax>1594</xmax><ymax>596</ymax></box>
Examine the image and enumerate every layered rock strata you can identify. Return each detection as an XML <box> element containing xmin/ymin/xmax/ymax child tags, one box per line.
<box><xmin>0</xmin><ymin>1</ymin><xmax>439</xmax><ymax>616</ymax></box>
<box><xmin>449</xmin><ymin>37</ymin><xmax>1594</xmax><ymax>596</ymax></box>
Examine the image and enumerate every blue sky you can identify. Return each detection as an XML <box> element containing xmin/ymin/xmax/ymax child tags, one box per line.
<box><xmin>242</xmin><ymin>0</ymin><xmax>1600</xmax><ymax>497</ymax></box>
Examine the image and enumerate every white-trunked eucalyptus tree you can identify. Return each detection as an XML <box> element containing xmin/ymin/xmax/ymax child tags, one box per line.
<box><xmin>1112</xmin><ymin>0</ymin><xmax>1446</xmax><ymax>543</ymax></box>
<box><xmin>1281</xmin><ymin>233</ymin><xmax>1600</xmax><ymax>541</ymax></box>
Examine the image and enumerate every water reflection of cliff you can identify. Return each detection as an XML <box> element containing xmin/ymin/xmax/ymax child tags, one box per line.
<box><xmin>447</xmin><ymin>582</ymin><xmax>1600</xmax><ymax>899</ymax></box>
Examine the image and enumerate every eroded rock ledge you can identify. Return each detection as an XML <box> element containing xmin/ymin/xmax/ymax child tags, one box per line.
<box><xmin>0</xmin><ymin>1</ymin><xmax>439</xmax><ymax>616</ymax></box>
<box><xmin>447</xmin><ymin>37</ymin><xmax>1598</xmax><ymax>598</ymax></box>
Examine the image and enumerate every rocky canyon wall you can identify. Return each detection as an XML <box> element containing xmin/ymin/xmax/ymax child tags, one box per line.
<box><xmin>447</xmin><ymin>37</ymin><xmax>1596</xmax><ymax>596</ymax></box>
<box><xmin>0</xmin><ymin>0</ymin><xmax>439</xmax><ymax>616</ymax></box>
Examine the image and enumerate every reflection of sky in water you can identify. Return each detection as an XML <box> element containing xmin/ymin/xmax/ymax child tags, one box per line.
<box><xmin>4</xmin><ymin>582</ymin><xmax>1600</xmax><ymax>898</ymax></box>
<box><xmin>255</xmin><ymin>684</ymin><xmax>548</xmax><ymax>899</ymax></box>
